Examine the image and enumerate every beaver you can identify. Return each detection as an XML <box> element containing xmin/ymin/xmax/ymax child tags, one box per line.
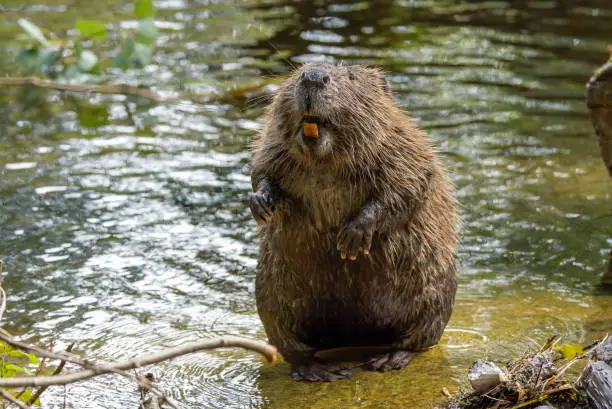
<box><xmin>249</xmin><ymin>63</ymin><xmax>459</xmax><ymax>381</ymax></box>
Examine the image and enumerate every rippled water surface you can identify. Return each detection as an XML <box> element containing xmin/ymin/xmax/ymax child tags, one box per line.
<box><xmin>1</xmin><ymin>0</ymin><xmax>612</xmax><ymax>408</ymax></box>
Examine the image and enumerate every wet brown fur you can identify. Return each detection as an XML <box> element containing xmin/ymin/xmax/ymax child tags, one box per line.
<box><xmin>250</xmin><ymin>63</ymin><xmax>459</xmax><ymax>376</ymax></box>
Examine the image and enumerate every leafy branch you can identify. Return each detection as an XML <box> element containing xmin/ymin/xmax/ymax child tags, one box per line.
<box><xmin>15</xmin><ymin>0</ymin><xmax>159</xmax><ymax>80</ymax></box>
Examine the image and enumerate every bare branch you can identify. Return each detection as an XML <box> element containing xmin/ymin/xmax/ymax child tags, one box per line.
<box><xmin>0</xmin><ymin>77</ymin><xmax>207</xmax><ymax>109</ymax></box>
<box><xmin>0</xmin><ymin>334</ymin><xmax>276</xmax><ymax>387</ymax></box>
<box><xmin>0</xmin><ymin>388</ymin><xmax>29</xmax><ymax>409</ymax></box>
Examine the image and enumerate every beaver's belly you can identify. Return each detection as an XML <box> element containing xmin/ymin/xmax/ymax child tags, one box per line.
<box><xmin>262</xmin><ymin>235</ymin><xmax>410</xmax><ymax>350</ymax></box>
<box><xmin>293</xmin><ymin>276</ymin><xmax>410</xmax><ymax>350</ymax></box>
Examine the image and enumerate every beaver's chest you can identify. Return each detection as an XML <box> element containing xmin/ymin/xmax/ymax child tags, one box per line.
<box><xmin>278</xmin><ymin>169</ymin><xmax>366</xmax><ymax>231</ymax></box>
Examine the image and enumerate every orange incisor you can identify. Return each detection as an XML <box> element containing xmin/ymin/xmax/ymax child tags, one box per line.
<box><xmin>303</xmin><ymin>113</ymin><xmax>320</xmax><ymax>138</ymax></box>
<box><xmin>303</xmin><ymin>122</ymin><xmax>319</xmax><ymax>138</ymax></box>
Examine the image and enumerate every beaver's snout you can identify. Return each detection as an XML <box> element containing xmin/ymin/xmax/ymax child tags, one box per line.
<box><xmin>296</xmin><ymin>68</ymin><xmax>330</xmax><ymax>113</ymax></box>
<box><xmin>300</xmin><ymin>68</ymin><xmax>330</xmax><ymax>89</ymax></box>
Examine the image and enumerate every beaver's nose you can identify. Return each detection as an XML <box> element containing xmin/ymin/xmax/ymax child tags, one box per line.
<box><xmin>300</xmin><ymin>69</ymin><xmax>330</xmax><ymax>88</ymax></box>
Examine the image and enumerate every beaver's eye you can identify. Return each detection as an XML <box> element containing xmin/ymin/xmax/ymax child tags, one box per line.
<box><xmin>348</xmin><ymin>69</ymin><xmax>356</xmax><ymax>81</ymax></box>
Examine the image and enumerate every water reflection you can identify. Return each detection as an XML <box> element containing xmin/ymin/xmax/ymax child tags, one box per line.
<box><xmin>0</xmin><ymin>0</ymin><xmax>611</xmax><ymax>408</ymax></box>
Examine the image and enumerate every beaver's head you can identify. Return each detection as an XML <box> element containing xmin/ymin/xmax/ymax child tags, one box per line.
<box><xmin>271</xmin><ymin>63</ymin><xmax>396</xmax><ymax>161</ymax></box>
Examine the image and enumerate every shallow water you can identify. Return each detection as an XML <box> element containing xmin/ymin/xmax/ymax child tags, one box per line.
<box><xmin>0</xmin><ymin>0</ymin><xmax>611</xmax><ymax>408</ymax></box>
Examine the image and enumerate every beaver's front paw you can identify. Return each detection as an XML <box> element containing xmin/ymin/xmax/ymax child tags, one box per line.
<box><xmin>249</xmin><ymin>191</ymin><xmax>274</xmax><ymax>223</ymax></box>
<box><xmin>337</xmin><ymin>216</ymin><xmax>375</xmax><ymax>260</ymax></box>
<box><xmin>249</xmin><ymin>179</ymin><xmax>282</xmax><ymax>223</ymax></box>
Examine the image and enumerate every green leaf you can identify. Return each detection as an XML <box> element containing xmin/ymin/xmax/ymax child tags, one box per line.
<box><xmin>7</xmin><ymin>350</ymin><xmax>28</xmax><ymax>358</ymax></box>
<box><xmin>10</xmin><ymin>389</ymin><xmax>38</xmax><ymax>404</ymax></box>
<box><xmin>13</xmin><ymin>389</ymin><xmax>33</xmax><ymax>403</ymax></box>
<box><xmin>132</xmin><ymin>43</ymin><xmax>152</xmax><ymax>66</ymax></box>
<box><xmin>75</xmin><ymin>20</ymin><xmax>107</xmax><ymax>41</ymax></box>
<box><xmin>2</xmin><ymin>369</ymin><xmax>17</xmax><ymax>378</ymax></box>
<box><xmin>135</xmin><ymin>19</ymin><xmax>158</xmax><ymax>46</ymax></box>
<box><xmin>0</xmin><ymin>341</ymin><xmax>13</xmax><ymax>353</ymax></box>
<box><xmin>4</xmin><ymin>363</ymin><xmax>26</xmax><ymax>374</ymax></box>
<box><xmin>134</xmin><ymin>0</ymin><xmax>155</xmax><ymax>18</ymax></box>
<box><xmin>555</xmin><ymin>343</ymin><xmax>584</xmax><ymax>360</ymax></box>
<box><xmin>112</xmin><ymin>37</ymin><xmax>134</xmax><ymax>69</ymax></box>
<box><xmin>18</xmin><ymin>19</ymin><xmax>50</xmax><ymax>46</ymax></box>
<box><xmin>26</xmin><ymin>353</ymin><xmax>39</xmax><ymax>365</ymax></box>
<box><xmin>77</xmin><ymin>50</ymin><xmax>99</xmax><ymax>72</ymax></box>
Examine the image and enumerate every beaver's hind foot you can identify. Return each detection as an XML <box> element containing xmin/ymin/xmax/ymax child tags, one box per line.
<box><xmin>361</xmin><ymin>350</ymin><xmax>417</xmax><ymax>372</ymax></box>
<box><xmin>291</xmin><ymin>362</ymin><xmax>352</xmax><ymax>382</ymax></box>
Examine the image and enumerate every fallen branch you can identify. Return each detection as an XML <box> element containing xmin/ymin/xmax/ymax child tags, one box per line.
<box><xmin>0</xmin><ymin>264</ymin><xmax>276</xmax><ymax>408</ymax></box>
<box><xmin>0</xmin><ymin>267</ymin><xmax>180</xmax><ymax>408</ymax></box>
<box><xmin>0</xmin><ymin>77</ymin><xmax>207</xmax><ymax>108</ymax></box>
<box><xmin>0</xmin><ymin>335</ymin><xmax>277</xmax><ymax>388</ymax></box>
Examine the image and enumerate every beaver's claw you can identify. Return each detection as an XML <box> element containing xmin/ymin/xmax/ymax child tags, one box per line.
<box><xmin>249</xmin><ymin>191</ymin><xmax>274</xmax><ymax>223</ymax></box>
<box><xmin>337</xmin><ymin>216</ymin><xmax>375</xmax><ymax>260</ymax></box>
<box><xmin>249</xmin><ymin>179</ymin><xmax>282</xmax><ymax>223</ymax></box>
<box><xmin>362</xmin><ymin>350</ymin><xmax>417</xmax><ymax>372</ymax></box>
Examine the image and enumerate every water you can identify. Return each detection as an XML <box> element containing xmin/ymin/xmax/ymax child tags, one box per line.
<box><xmin>0</xmin><ymin>0</ymin><xmax>611</xmax><ymax>407</ymax></box>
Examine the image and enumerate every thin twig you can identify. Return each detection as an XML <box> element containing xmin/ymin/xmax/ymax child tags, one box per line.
<box><xmin>538</xmin><ymin>335</ymin><xmax>560</xmax><ymax>353</ymax></box>
<box><xmin>508</xmin><ymin>384</ymin><xmax>573</xmax><ymax>409</ymax></box>
<box><xmin>0</xmin><ymin>334</ymin><xmax>276</xmax><ymax>386</ymax></box>
<box><xmin>27</xmin><ymin>343</ymin><xmax>74</xmax><ymax>406</ymax></box>
<box><xmin>0</xmin><ymin>387</ymin><xmax>29</xmax><ymax>409</ymax></box>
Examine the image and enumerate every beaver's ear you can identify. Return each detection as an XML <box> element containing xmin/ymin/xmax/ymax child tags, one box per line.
<box><xmin>379</xmin><ymin>74</ymin><xmax>391</xmax><ymax>95</ymax></box>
